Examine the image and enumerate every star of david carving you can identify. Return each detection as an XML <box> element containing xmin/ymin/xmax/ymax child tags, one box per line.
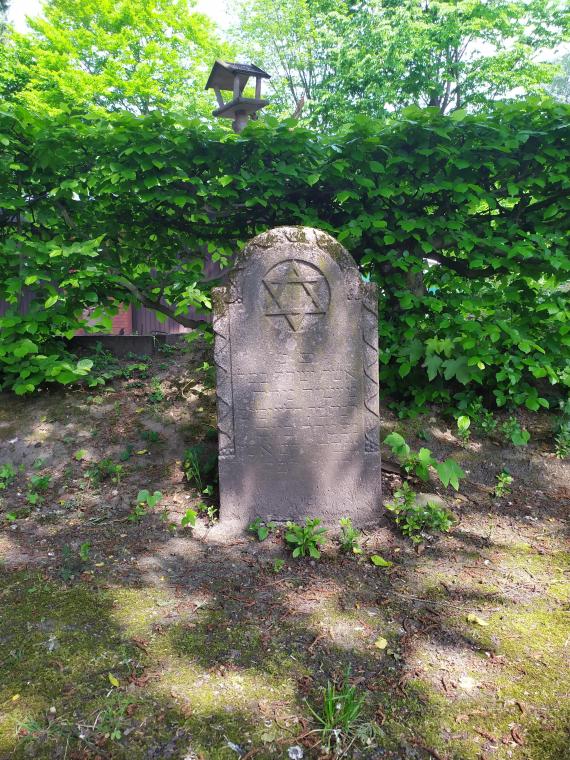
<box><xmin>263</xmin><ymin>260</ymin><xmax>328</xmax><ymax>331</ymax></box>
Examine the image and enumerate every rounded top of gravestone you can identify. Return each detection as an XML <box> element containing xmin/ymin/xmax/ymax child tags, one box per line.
<box><xmin>239</xmin><ymin>226</ymin><xmax>359</xmax><ymax>272</ymax></box>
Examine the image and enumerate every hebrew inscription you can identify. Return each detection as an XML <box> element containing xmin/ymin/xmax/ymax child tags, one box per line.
<box><xmin>213</xmin><ymin>226</ymin><xmax>381</xmax><ymax>526</ymax></box>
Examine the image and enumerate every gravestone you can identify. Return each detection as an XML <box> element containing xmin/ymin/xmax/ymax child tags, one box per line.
<box><xmin>213</xmin><ymin>226</ymin><xmax>381</xmax><ymax>526</ymax></box>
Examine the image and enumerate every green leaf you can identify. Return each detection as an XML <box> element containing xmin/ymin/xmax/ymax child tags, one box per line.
<box><xmin>435</xmin><ymin>459</ymin><xmax>465</xmax><ymax>491</ymax></box>
<box><xmin>44</xmin><ymin>295</ymin><xmax>59</xmax><ymax>309</ymax></box>
<box><xmin>370</xmin><ymin>554</ymin><xmax>393</xmax><ymax>567</ymax></box>
<box><xmin>181</xmin><ymin>508</ymin><xmax>197</xmax><ymax>527</ymax></box>
<box><xmin>13</xmin><ymin>339</ymin><xmax>38</xmax><ymax>358</ymax></box>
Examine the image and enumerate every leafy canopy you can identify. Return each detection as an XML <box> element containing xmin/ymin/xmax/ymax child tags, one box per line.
<box><xmin>235</xmin><ymin>0</ymin><xmax>569</xmax><ymax>127</ymax></box>
<box><xmin>1</xmin><ymin>0</ymin><xmax>228</xmax><ymax>115</ymax></box>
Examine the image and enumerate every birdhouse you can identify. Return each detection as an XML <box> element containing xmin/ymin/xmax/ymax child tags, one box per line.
<box><xmin>205</xmin><ymin>60</ymin><xmax>270</xmax><ymax>133</ymax></box>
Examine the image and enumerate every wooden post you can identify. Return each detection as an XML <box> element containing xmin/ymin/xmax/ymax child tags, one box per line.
<box><xmin>233</xmin><ymin>74</ymin><xmax>240</xmax><ymax>100</ymax></box>
<box><xmin>255</xmin><ymin>76</ymin><xmax>261</xmax><ymax>99</ymax></box>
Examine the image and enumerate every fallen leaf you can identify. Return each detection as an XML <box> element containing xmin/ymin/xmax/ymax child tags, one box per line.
<box><xmin>108</xmin><ymin>673</ymin><xmax>120</xmax><ymax>688</ymax></box>
<box><xmin>467</xmin><ymin>613</ymin><xmax>489</xmax><ymax>626</ymax></box>
<box><xmin>374</xmin><ymin>636</ymin><xmax>388</xmax><ymax>649</ymax></box>
<box><xmin>370</xmin><ymin>554</ymin><xmax>393</xmax><ymax>567</ymax></box>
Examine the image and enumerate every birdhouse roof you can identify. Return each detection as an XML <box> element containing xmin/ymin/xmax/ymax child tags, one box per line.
<box><xmin>205</xmin><ymin>61</ymin><xmax>271</xmax><ymax>91</ymax></box>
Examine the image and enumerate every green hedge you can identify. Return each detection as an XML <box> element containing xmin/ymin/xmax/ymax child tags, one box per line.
<box><xmin>0</xmin><ymin>99</ymin><xmax>568</xmax><ymax>409</ymax></box>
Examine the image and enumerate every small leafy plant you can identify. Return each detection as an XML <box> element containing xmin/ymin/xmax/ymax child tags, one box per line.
<box><xmin>28</xmin><ymin>474</ymin><xmax>51</xmax><ymax>492</ymax></box>
<box><xmin>456</xmin><ymin>415</ymin><xmax>471</xmax><ymax>445</ymax></box>
<box><xmin>248</xmin><ymin>517</ymin><xmax>277</xmax><ymax>541</ymax></box>
<box><xmin>129</xmin><ymin>489</ymin><xmax>162</xmax><ymax>523</ymax></box>
<box><xmin>501</xmin><ymin>416</ymin><xmax>530</xmax><ymax>446</ymax></box>
<box><xmin>307</xmin><ymin>669</ymin><xmax>365</xmax><ymax>752</ymax></box>
<box><xmin>26</xmin><ymin>473</ymin><xmax>51</xmax><ymax>505</ymax></box>
<box><xmin>386</xmin><ymin>482</ymin><xmax>453</xmax><ymax>543</ymax></box>
<box><xmin>273</xmin><ymin>559</ymin><xmax>285</xmax><ymax>573</ymax></box>
<box><xmin>183</xmin><ymin>444</ymin><xmax>217</xmax><ymax>493</ymax></box>
<box><xmin>384</xmin><ymin>432</ymin><xmax>465</xmax><ymax>490</ymax></box>
<box><xmin>285</xmin><ymin>518</ymin><xmax>327</xmax><ymax>559</ymax></box>
<box><xmin>0</xmin><ymin>463</ymin><xmax>16</xmax><ymax>490</ymax></box>
<box><xmin>142</xmin><ymin>429</ymin><xmax>161</xmax><ymax>444</ymax></box>
<box><xmin>60</xmin><ymin>543</ymin><xmax>90</xmax><ymax>581</ymax></box>
<box><xmin>181</xmin><ymin>508</ymin><xmax>197</xmax><ymax>528</ymax></box>
<box><xmin>494</xmin><ymin>470</ymin><xmax>513</xmax><ymax>497</ymax></box>
<box><xmin>96</xmin><ymin>691</ymin><xmax>136</xmax><ymax>742</ymax></box>
<box><xmin>147</xmin><ymin>378</ymin><xmax>164</xmax><ymax>403</ymax></box>
<box><xmin>338</xmin><ymin>517</ymin><xmax>362</xmax><ymax>554</ymax></box>
<box><xmin>86</xmin><ymin>458</ymin><xmax>123</xmax><ymax>486</ymax></box>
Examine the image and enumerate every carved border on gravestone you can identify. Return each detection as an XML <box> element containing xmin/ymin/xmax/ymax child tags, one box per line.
<box><xmin>212</xmin><ymin>288</ymin><xmax>235</xmax><ymax>458</ymax></box>
<box><xmin>362</xmin><ymin>283</ymin><xmax>380</xmax><ymax>453</ymax></box>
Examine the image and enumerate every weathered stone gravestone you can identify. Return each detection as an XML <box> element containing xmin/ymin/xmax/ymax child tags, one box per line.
<box><xmin>213</xmin><ymin>226</ymin><xmax>381</xmax><ymax>526</ymax></box>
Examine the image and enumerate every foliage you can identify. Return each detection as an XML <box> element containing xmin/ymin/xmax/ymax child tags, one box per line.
<box><xmin>85</xmin><ymin>459</ymin><xmax>123</xmax><ymax>486</ymax></box>
<box><xmin>554</xmin><ymin>424</ymin><xmax>570</xmax><ymax>458</ymax></box>
<box><xmin>181</xmin><ymin>508</ymin><xmax>197</xmax><ymax>528</ymax></box>
<box><xmin>60</xmin><ymin>542</ymin><xmax>91</xmax><ymax>581</ymax></box>
<box><xmin>500</xmin><ymin>416</ymin><xmax>531</xmax><ymax>446</ymax></box>
<box><xmin>386</xmin><ymin>482</ymin><xmax>454</xmax><ymax>543</ymax></box>
<box><xmin>456</xmin><ymin>415</ymin><xmax>471</xmax><ymax>445</ymax></box>
<box><xmin>27</xmin><ymin>473</ymin><xmax>51</xmax><ymax>504</ymax></box>
<box><xmin>384</xmin><ymin>432</ymin><xmax>465</xmax><ymax>490</ymax></box>
<box><xmin>457</xmin><ymin>396</ymin><xmax>498</xmax><ymax>435</ymax></box>
<box><xmin>494</xmin><ymin>470</ymin><xmax>514</xmax><ymax>497</ymax></box>
<box><xmin>0</xmin><ymin>99</ymin><xmax>568</xmax><ymax>409</ymax></box>
<box><xmin>338</xmin><ymin>517</ymin><xmax>362</xmax><ymax>554</ymax></box>
<box><xmin>284</xmin><ymin>518</ymin><xmax>327</xmax><ymax>559</ymax></box>
<box><xmin>248</xmin><ymin>517</ymin><xmax>277</xmax><ymax>541</ymax></box>
<box><xmin>129</xmin><ymin>489</ymin><xmax>162</xmax><ymax>523</ymax></box>
<box><xmin>236</xmin><ymin>0</ymin><xmax>567</xmax><ymax>126</ymax></box>
<box><xmin>0</xmin><ymin>462</ymin><xmax>15</xmax><ymax>490</ymax></box>
<box><xmin>2</xmin><ymin>0</ymin><xmax>226</xmax><ymax>116</ymax></box>
<box><xmin>183</xmin><ymin>445</ymin><xmax>218</xmax><ymax>493</ymax></box>
<box><xmin>553</xmin><ymin>398</ymin><xmax>570</xmax><ymax>458</ymax></box>
<box><xmin>307</xmin><ymin>669</ymin><xmax>365</xmax><ymax>752</ymax></box>
<box><xmin>272</xmin><ymin>558</ymin><xmax>285</xmax><ymax>573</ymax></box>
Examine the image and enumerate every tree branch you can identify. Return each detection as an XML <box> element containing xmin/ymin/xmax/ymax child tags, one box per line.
<box><xmin>114</xmin><ymin>276</ymin><xmax>206</xmax><ymax>329</ymax></box>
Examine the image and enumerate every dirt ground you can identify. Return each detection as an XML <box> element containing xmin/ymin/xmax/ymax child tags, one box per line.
<box><xmin>0</xmin><ymin>342</ymin><xmax>568</xmax><ymax>760</ymax></box>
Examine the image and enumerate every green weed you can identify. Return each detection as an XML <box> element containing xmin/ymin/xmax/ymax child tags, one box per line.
<box><xmin>386</xmin><ymin>482</ymin><xmax>453</xmax><ymax>543</ymax></box>
<box><xmin>85</xmin><ymin>459</ymin><xmax>123</xmax><ymax>486</ymax></box>
<box><xmin>0</xmin><ymin>462</ymin><xmax>16</xmax><ymax>490</ymax></box>
<box><xmin>128</xmin><ymin>489</ymin><xmax>162</xmax><ymax>523</ymax></box>
<box><xmin>494</xmin><ymin>470</ymin><xmax>514</xmax><ymax>497</ymax></box>
<box><xmin>248</xmin><ymin>517</ymin><xmax>277</xmax><ymax>541</ymax></box>
<box><xmin>501</xmin><ymin>416</ymin><xmax>530</xmax><ymax>446</ymax></box>
<box><xmin>307</xmin><ymin>670</ymin><xmax>365</xmax><ymax>752</ymax></box>
<box><xmin>285</xmin><ymin>518</ymin><xmax>327</xmax><ymax>559</ymax></box>
<box><xmin>338</xmin><ymin>517</ymin><xmax>362</xmax><ymax>554</ymax></box>
<box><xmin>384</xmin><ymin>432</ymin><xmax>465</xmax><ymax>490</ymax></box>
